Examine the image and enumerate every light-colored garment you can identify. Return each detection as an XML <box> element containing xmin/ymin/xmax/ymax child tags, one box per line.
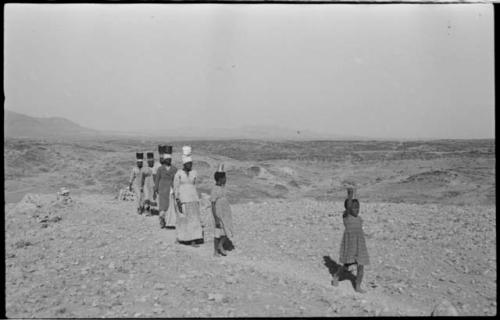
<box><xmin>152</xmin><ymin>161</ymin><xmax>162</xmax><ymax>176</ymax></box>
<box><xmin>161</xmin><ymin>192</ymin><xmax>177</xmax><ymax>227</ymax></box>
<box><xmin>173</xmin><ymin>170</ymin><xmax>199</xmax><ymax>203</ymax></box>
<box><xmin>129</xmin><ymin>166</ymin><xmax>142</xmax><ymax>187</ymax></box>
<box><xmin>154</xmin><ymin>165</ymin><xmax>177</xmax><ymax>211</ymax></box>
<box><xmin>210</xmin><ymin>185</ymin><xmax>234</xmax><ymax>238</ymax></box>
<box><xmin>176</xmin><ymin>202</ymin><xmax>203</xmax><ymax>242</ymax></box>
<box><xmin>173</xmin><ymin>168</ymin><xmax>202</xmax><ymax>242</ymax></box>
<box><xmin>141</xmin><ymin>166</ymin><xmax>155</xmax><ymax>203</ymax></box>
<box><xmin>129</xmin><ymin>166</ymin><xmax>143</xmax><ymax>209</ymax></box>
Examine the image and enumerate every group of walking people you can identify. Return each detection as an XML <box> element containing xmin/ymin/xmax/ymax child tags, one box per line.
<box><xmin>129</xmin><ymin>146</ymin><xmax>368</xmax><ymax>290</ymax></box>
<box><xmin>128</xmin><ymin>145</ymin><xmax>233</xmax><ymax>256</ymax></box>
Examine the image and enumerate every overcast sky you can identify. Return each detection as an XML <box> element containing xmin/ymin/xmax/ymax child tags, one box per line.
<box><xmin>4</xmin><ymin>3</ymin><xmax>494</xmax><ymax>139</ymax></box>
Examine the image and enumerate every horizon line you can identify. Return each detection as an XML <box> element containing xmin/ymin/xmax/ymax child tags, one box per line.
<box><xmin>5</xmin><ymin>109</ymin><xmax>495</xmax><ymax>141</ymax></box>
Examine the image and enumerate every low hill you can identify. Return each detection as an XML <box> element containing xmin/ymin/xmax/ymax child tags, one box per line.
<box><xmin>4</xmin><ymin>110</ymin><xmax>100</xmax><ymax>138</ymax></box>
<box><xmin>146</xmin><ymin>125</ymin><xmax>366</xmax><ymax>141</ymax></box>
<box><xmin>3</xmin><ymin>110</ymin><xmax>363</xmax><ymax>141</ymax></box>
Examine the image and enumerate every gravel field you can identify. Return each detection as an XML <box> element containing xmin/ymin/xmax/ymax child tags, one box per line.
<box><xmin>5</xmin><ymin>193</ymin><xmax>496</xmax><ymax>317</ymax></box>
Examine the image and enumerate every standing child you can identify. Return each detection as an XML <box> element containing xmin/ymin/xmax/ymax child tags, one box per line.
<box><xmin>210</xmin><ymin>164</ymin><xmax>234</xmax><ymax>257</ymax></box>
<box><xmin>331</xmin><ymin>188</ymin><xmax>370</xmax><ymax>293</ymax></box>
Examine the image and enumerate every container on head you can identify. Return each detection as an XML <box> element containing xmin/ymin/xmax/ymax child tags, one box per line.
<box><xmin>182</xmin><ymin>145</ymin><xmax>192</xmax><ymax>156</ymax></box>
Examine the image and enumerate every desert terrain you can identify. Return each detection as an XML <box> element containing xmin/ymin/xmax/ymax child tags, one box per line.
<box><xmin>4</xmin><ymin>137</ymin><xmax>496</xmax><ymax>317</ymax></box>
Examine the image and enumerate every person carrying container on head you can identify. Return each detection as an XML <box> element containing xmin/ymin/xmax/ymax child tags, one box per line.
<box><xmin>141</xmin><ymin>151</ymin><xmax>156</xmax><ymax>216</ymax></box>
<box><xmin>331</xmin><ymin>187</ymin><xmax>370</xmax><ymax>293</ymax></box>
<box><xmin>154</xmin><ymin>145</ymin><xmax>177</xmax><ymax>229</ymax></box>
<box><xmin>173</xmin><ymin>146</ymin><xmax>204</xmax><ymax>246</ymax></box>
<box><xmin>129</xmin><ymin>152</ymin><xmax>145</xmax><ymax>215</ymax></box>
<box><xmin>210</xmin><ymin>163</ymin><xmax>234</xmax><ymax>257</ymax></box>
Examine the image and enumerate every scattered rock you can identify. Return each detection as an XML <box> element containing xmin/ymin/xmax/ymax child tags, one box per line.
<box><xmin>48</xmin><ymin>216</ymin><xmax>62</xmax><ymax>223</ymax></box>
<box><xmin>116</xmin><ymin>266</ymin><xmax>129</xmax><ymax>273</ymax></box>
<box><xmin>431</xmin><ymin>299</ymin><xmax>459</xmax><ymax>316</ymax></box>
<box><xmin>15</xmin><ymin>194</ymin><xmax>43</xmax><ymax>214</ymax></box>
<box><xmin>153</xmin><ymin>308</ymin><xmax>164</xmax><ymax>314</ymax></box>
<box><xmin>97</xmin><ymin>241</ymin><xmax>108</xmax><ymax>248</ymax></box>
<box><xmin>154</xmin><ymin>283</ymin><xmax>165</xmax><ymax>290</ymax></box>
<box><xmin>225</xmin><ymin>276</ymin><xmax>238</xmax><ymax>284</ymax></box>
<box><xmin>57</xmin><ymin>188</ymin><xmax>73</xmax><ymax>204</ymax></box>
<box><xmin>14</xmin><ymin>240</ymin><xmax>33</xmax><ymax>249</ymax></box>
<box><xmin>208</xmin><ymin>293</ymin><xmax>224</xmax><ymax>303</ymax></box>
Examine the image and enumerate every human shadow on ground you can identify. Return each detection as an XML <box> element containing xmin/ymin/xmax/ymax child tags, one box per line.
<box><xmin>323</xmin><ymin>256</ymin><xmax>356</xmax><ymax>290</ymax></box>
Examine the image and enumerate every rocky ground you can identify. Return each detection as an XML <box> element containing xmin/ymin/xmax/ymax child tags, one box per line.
<box><xmin>4</xmin><ymin>138</ymin><xmax>495</xmax><ymax>206</ymax></box>
<box><xmin>5</xmin><ymin>192</ymin><xmax>496</xmax><ymax>317</ymax></box>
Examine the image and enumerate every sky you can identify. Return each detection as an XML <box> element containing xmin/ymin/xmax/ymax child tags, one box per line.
<box><xmin>4</xmin><ymin>3</ymin><xmax>494</xmax><ymax>139</ymax></box>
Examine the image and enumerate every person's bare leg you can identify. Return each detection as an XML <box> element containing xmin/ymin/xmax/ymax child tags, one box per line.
<box><xmin>159</xmin><ymin>211</ymin><xmax>166</xmax><ymax>229</ymax></box>
<box><xmin>213</xmin><ymin>237</ymin><xmax>220</xmax><ymax>257</ymax></box>
<box><xmin>355</xmin><ymin>264</ymin><xmax>366</xmax><ymax>293</ymax></box>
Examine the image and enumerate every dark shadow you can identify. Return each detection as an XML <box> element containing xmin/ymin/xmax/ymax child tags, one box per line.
<box><xmin>323</xmin><ymin>256</ymin><xmax>356</xmax><ymax>290</ymax></box>
<box><xmin>193</xmin><ymin>238</ymin><xmax>204</xmax><ymax>245</ymax></box>
<box><xmin>222</xmin><ymin>237</ymin><xmax>235</xmax><ymax>251</ymax></box>
<box><xmin>178</xmin><ymin>238</ymin><xmax>204</xmax><ymax>246</ymax></box>
<box><xmin>143</xmin><ymin>201</ymin><xmax>160</xmax><ymax>216</ymax></box>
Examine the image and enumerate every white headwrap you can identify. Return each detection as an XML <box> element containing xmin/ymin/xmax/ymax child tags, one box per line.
<box><xmin>182</xmin><ymin>145</ymin><xmax>192</xmax><ymax>156</ymax></box>
<box><xmin>182</xmin><ymin>145</ymin><xmax>192</xmax><ymax>164</ymax></box>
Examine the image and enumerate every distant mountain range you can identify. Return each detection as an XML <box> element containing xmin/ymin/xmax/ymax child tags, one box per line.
<box><xmin>4</xmin><ymin>110</ymin><xmax>100</xmax><ymax>138</ymax></box>
<box><xmin>4</xmin><ymin>110</ymin><xmax>369</xmax><ymax>141</ymax></box>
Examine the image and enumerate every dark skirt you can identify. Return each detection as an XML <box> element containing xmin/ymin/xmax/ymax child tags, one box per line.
<box><xmin>158</xmin><ymin>187</ymin><xmax>170</xmax><ymax>212</ymax></box>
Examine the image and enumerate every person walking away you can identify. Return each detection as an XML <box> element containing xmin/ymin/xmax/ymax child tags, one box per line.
<box><xmin>173</xmin><ymin>146</ymin><xmax>203</xmax><ymax>245</ymax></box>
<box><xmin>210</xmin><ymin>164</ymin><xmax>234</xmax><ymax>257</ymax></box>
<box><xmin>331</xmin><ymin>188</ymin><xmax>370</xmax><ymax>293</ymax></box>
<box><xmin>141</xmin><ymin>152</ymin><xmax>156</xmax><ymax>216</ymax></box>
<box><xmin>150</xmin><ymin>145</ymin><xmax>165</xmax><ymax>215</ymax></box>
<box><xmin>129</xmin><ymin>152</ymin><xmax>145</xmax><ymax>215</ymax></box>
<box><xmin>154</xmin><ymin>145</ymin><xmax>177</xmax><ymax>229</ymax></box>
<box><xmin>153</xmin><ymin>145</ymin><xmax>165</xmax><ymax>180</ymax></box>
